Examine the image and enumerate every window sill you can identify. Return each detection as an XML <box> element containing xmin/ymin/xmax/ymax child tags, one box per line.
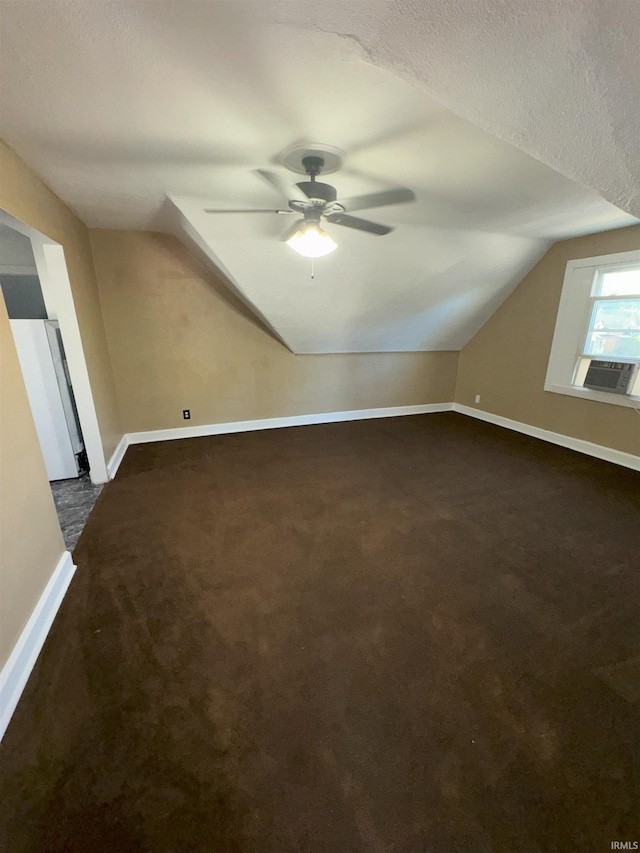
<box><xmin>545</xmin><ymin>382</ymin><xmax>640</xmax><ymax>408</ymax></box>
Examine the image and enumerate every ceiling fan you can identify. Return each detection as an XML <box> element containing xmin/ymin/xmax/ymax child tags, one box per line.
<box><xmin>204</xmin><ymin>154</ymin><xmax>415</xmax><ymax>258</ymax></box>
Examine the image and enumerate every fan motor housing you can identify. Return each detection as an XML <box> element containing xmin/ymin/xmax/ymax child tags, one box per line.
<box><xmin>296</xmin><ymin>180</ymin><xmax>337</xmax><ymax>203</ymax></box>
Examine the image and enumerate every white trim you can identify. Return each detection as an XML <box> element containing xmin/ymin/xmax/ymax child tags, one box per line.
<box><xmin>453</xmin><ymin>404</ymin><xmax>640</xmax><ymax>472</ymax></box>
<box><xmin>126</xmin><ymin>403</ymin><xmax>454</xmax><ymax>446</ymax></box>
<box><xmin>545</xmin><ymin>249</ymin><xmax>640</xmax><ymax>409</ymax></box>
<box><xmin>108</xmin><ymin>401</ymin><xmax>638</xmax><ymax>479</ymax></box>
<box><xmin>107</xmin><ymin>434</ymin><xmax>128</xmax><ymax>479</ymax></box>
<box><xmin>35</xmin><ymin>241</ymin><xmax>109</xmax><ymax>483</ymax></box>
<box><xmin>545</xmin><ymin>381</ymin><xmax>640</xmax><ymax>407</ymax></box>
<box><xmin>0</xmin><ymin>551</ymin><xmax>76</xmax><ymax>741</ymax></box>
<box><xmin>0</xmin><ymin>210</ymin><xmax>109</xmax><ymax>484</ymax></box>
<box><xmin>564</xmin><ymin>249</ymin><xmax>640</xmax><ymax>272</ymax></box>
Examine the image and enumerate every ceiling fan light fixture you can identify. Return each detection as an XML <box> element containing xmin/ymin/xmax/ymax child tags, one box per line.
<box><xmin>286</xmin><ymin>222</ymin><xmax>337</xmax><ymax>258</ymax></box>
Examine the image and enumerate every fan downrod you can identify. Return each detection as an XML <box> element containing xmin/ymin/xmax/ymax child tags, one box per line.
<box><xmin>302</xmin><ymin>156</ymin><xmax>324</xmax><ymax>178</ymax></box>
<box><xmin>295</xmin><ymin>157</ymin><xmax>338</xmax><ymax>205</ymax></box>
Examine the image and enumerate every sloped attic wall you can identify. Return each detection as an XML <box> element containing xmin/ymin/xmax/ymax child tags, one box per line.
<box><xmin>89</xmin><ymin>230</ymin><xmax>458</xmax><ymax>433</ymax></box>
<box><xmin>455</xmin><ymin>225</ymin><xmax>640</xmax><ymax>457</ymax></box>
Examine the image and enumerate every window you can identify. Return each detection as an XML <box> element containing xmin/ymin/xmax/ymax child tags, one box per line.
<box><xmin>583</xmin><ymin>267</ymin><xmax>640</xmax><ymax>359</ymax></box>
<box><xmin>545</xmin><ymin>249</ymin><xmax>640</xmax><ymax>407</ymax></box>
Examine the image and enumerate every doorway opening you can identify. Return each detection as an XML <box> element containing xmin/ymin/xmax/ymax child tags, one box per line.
<box><xmin>0</xmin><ymin>212</ymin><xmax>107</xmax><ymax>548</ymax></box>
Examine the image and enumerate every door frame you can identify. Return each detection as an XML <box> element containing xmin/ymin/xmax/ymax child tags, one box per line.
<box><xmin>0</xmin><ymin>209</ymin><xmax>108</xmax><ymax>483</ymax></box>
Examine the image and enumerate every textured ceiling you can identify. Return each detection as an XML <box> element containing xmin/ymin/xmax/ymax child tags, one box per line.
<box><xmin>245</xmin><ymin>0</ymin><xmax>640</xmax><ymax>219</ymax></box>
<box><xmin>0</xmin><ymin>0</ymin><xmax>637</xmax><ymax>352</ymax></box>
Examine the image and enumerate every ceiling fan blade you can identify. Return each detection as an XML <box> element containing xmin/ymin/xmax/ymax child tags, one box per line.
<box><xmin>204</xmin><ymin>208</ymin><xmax>296</xmax><ymax>214</ymax></box>
<box><xmin>256</xmin><ymin>169</ymin><xmax>309</xmax><ymax>203</ymax></box>
<box><xmin>280</xmin><ymin>218</ymin><xmax>305</xmax><ymax>242</ymax></box>
<box><xmin>325</xmin><ymin>213</ymin><xmax>392</xmax><ymax>235</ymax></box>
<box><xmin>338</xmin><ymin>187</ymin><xmax>415</xmax><ymax>212</ymax></box>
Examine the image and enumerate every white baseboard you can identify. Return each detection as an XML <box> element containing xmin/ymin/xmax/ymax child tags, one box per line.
<box><xmin>107</xmin><ymin>434</ymin><xmax>128</xmax><ymax>480</ymax></box>
<box><xmin>0</xmin><ymin>551</ymin><xmax>76</xmax><ymax>741</ymax></box>
<box><xmin>107</xmin><ymin>401</ymin><xmax>638</xmax><ymax>476</ymax></box>
<box><xmin>125</xmin><ymin>403</ymin><xmax>454</xmax><ymax>447</ymax></box>
<box><xmin>453</xmin><ymin>403</ymin><xmax>640</xmax><ymax>472</ymax></box>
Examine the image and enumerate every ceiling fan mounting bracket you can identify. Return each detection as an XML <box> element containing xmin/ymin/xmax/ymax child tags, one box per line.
<box><xmin>278</xmin><ymin>143</ymin><xmax>347</xmax><ymax>175</ymax></box>
<box><xmin>301</xmin><ymin>156</ymin><xmax>324</xmax><ymax>177</ymax></box>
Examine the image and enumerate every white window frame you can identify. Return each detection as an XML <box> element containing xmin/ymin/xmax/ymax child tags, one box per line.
<box><xmin>545</xmin><ymin>248</ymin><xmax>640</xmax><ymax>408</ymax></box>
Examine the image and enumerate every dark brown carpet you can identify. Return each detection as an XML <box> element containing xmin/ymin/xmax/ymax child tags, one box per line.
<box><xmin>1</xmin><ymin>413</ymin><xmax>639</xmax><ymax>853</ymax></box>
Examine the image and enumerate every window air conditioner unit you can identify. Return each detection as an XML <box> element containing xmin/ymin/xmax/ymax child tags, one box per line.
<box><xmin>583</xmin><ymin>360</ymin><xmax>637</xmax><ymax>394</ymax></box>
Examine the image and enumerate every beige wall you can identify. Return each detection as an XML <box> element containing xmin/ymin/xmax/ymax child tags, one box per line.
<box><xmin>456</xmin><ymin>225</ymin><xmax>640</xmax><ymax>456</ymax></box>
<box><xmin>90</xmin><ymin>230</ymin><xmax>458</xmax><ymax>432</ymax></box>
<box><xmin>0</xmin><ymin>141</ymin><xmax>123</xmax><ymax>674</ymax></box>
<box><xmin>0</xmin><ymin>141</ymin><xmax>122</xmax><ymax>458</ymax></box>
<box><xmin>0</xmin><ymin>297</ymin><xmax>66</xmax><ymax>666</ymax></box>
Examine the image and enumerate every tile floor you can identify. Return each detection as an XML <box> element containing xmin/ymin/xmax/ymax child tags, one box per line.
<box><xmin>50</xmin><ymin>473</ymin><xmax>103</xmax><ymax>550</ymax></box>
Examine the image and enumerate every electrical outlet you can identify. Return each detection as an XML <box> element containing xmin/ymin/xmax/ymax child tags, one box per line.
<box><xmin>183</xmin><ymin>409</ymin><xmax>191</xmax><ymax>420</ymax></box>
<box><xmin>474</xmin><ymin>395</ymin><xmax>481</xmax><ymax>404</ymax></box>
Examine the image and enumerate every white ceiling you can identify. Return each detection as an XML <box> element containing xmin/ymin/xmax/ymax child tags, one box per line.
<box><xmin>0</xmin><ymin>1</ymin><xmax>637</xmax><ymax>353</ymax></box>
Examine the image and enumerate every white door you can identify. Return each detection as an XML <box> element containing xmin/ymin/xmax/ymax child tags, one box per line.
<box><xmin>10</xmin><ymin>319</ymin><xmax>79</xmax><ymax>480</ymax></box>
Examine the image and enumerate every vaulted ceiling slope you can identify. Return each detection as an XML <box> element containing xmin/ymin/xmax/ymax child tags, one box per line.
<box><xmin>248</xmin><ymin>0</ymin><xmax>640</xmax><ymax>220</ymax></box>
<box><xmin>0</xmin><ymin>1</ymin><xmax>637</xmax><ymax>353</ymax></box>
